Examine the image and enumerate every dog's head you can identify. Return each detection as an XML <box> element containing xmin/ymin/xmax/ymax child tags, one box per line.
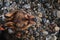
<box><xmin>0</xmin><ymin>10</ymin><xmax>37</xmax><ymax>39</ymax></box>
<box><xmin>5</xmin><ymin>10</ymin><xmax>36</xmax><ymax>30</ymax></box>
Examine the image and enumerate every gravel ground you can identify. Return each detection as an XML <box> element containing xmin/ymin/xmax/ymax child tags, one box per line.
<box><xmin>0</xmin><ymin>0</ymin><xmax>60</xmax><ymax>40</ymax></box>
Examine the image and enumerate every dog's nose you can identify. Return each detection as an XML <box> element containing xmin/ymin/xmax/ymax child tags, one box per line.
<box><xmin>32</xmin><ymin>18</ymin><xmax>37</xmax><ymax>22</ymax></box>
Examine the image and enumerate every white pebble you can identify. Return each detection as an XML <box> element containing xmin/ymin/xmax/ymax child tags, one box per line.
<box><xmin>55</xmin><ymin>26</ymin><xmax>60</xmax><ymax>32</ymax></box>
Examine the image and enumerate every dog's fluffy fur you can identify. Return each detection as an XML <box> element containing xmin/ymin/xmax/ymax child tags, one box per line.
<box><xmin>0</xmin><ymin>10</ymin><xmax>36</xmax><ymax>40</ymax></box>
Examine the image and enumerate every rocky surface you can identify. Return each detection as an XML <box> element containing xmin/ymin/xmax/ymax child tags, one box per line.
<box><xmin>0</xmin><ymin>0</ymin><xmax>60</xmax><ymax>40</ymax></box>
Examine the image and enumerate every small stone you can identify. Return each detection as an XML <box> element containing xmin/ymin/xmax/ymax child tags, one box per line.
<box><xmin>55</xmin><ymin>26</ymin><xmax>60</xmax><ymax>32</ymax></box>
<box><xmin>30</xmin><ymin>36</ymin><xmax>35</xmax><ymax>40</ymax></box>
<box><xmin>38</xmin><ymin>12</ymin><xmax>42</xmax><ymax>18</ymax></box>
<box><xmin>33</xmin><ymin>27</ymin><xmax>36</xmax><ymax>30</ymax></box>
<box><xmin>8</xmin><ymin>28</ymin><xmax>14</xmax><ymax>34</ymax></box>
<box><xmin>36</xmin><ymin>32</ymin><xmax>39</xmax><ymax>37</ymax></box>
<box><xmin>43</xmin><ymin>30</ymin><xmax>48</xmax><ymax>35</ymax></box>
<box><xmin>26</xmin><ymin>30</ymin><xmax>28</xmax><ymax>33</ymax></box>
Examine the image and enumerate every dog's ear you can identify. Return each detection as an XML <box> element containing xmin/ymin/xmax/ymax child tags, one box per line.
<box><xmin>5</xmin><ymin>10</ymin><xmax>18</xmax><ymax>21</ymax></box>
<box><xmin>5</xmin><ymin>10</ymin><xmax>18</xmax><ymax>17</ymax></box>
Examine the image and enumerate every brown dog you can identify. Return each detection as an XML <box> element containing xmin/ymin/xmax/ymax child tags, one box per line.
<box><xmin>0</xmin><ymin>10</ymin><xmax>36</xmax><ymax>39</ymax></box>
<box><xmin>4</xmin><ymin>10</ymin><xmax>36</xmax><ymax>30</ymax></box>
